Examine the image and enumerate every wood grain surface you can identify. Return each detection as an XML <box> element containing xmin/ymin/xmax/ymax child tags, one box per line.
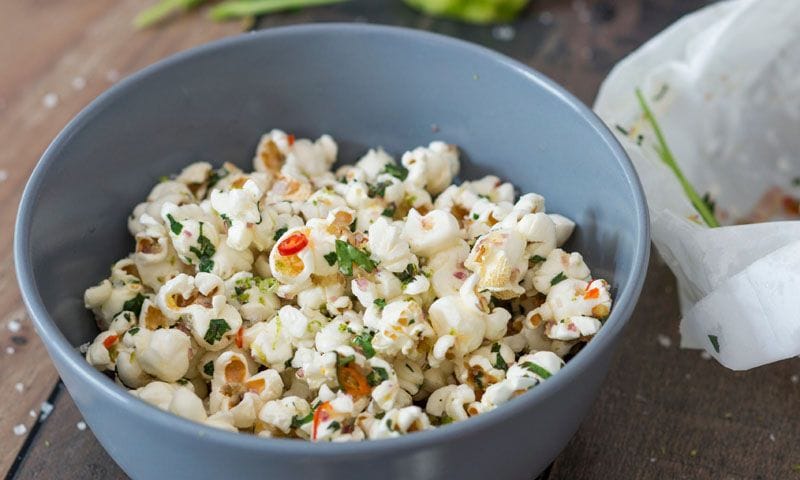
<box><xmin>3</xmin><ymin>1</ymin><xmax>799</xmax><ymax>479</ymax></box>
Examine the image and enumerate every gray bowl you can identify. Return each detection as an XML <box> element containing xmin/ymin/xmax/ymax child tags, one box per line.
<box><xmin>15</xmin><ymin>24</ymin><xmax>649</xmax><ymax>480</ymax></box>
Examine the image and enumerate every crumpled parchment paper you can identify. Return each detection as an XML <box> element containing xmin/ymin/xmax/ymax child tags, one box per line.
<box><xmin>593</xmin><ymin>0</ymin><xmax>800</xmax><ymax>370</ymax></box>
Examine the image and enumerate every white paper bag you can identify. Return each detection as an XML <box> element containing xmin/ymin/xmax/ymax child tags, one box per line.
<box><xmin>593</xmin><ymin>0</ymin><xmax>800</xmax><ymax>370</ymax></box>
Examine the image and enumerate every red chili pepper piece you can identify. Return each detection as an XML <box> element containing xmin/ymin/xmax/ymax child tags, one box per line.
<box><xmin>277</xmin><ymin>232</ymin><xmax>308</xmax><ymax>256</ymax></box>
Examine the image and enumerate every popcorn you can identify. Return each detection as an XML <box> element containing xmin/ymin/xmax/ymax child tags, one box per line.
<box><xmin>83</xmin><ymin>131</ymin><xmax>611</xmax><ymax>442</ymax></box>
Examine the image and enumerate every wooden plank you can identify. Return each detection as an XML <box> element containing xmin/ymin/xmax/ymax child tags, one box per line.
<box><xmin>13</xmin><ymin>383</ymin><xmax>127</xmax><ymax>480</ymax></box>
<box><xmin>0</xmin><ymin>0</ymin><xmax>243</xmax><ymax>476</ymax></box>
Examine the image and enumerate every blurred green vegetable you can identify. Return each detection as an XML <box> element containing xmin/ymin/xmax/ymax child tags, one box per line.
<box><xmin>403</xmin><ymin>0</ymin><xmax>530</xmax><ymax>24</ymax></box>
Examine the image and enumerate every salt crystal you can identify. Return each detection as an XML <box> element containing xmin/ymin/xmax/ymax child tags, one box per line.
<box><xmin>13</xmin><ymin>424</ymin><xmax>27</xmax><ymax>436</ymax></box>
<box><xmin>0</xmin><ymin>170</ymin><xmax>8</xmax><ymax>183</ymax></box>
<box><xmin>14</xmin><ymin>382</ymin><xmax>24</xmax><ymax>393</ymax></box>
<box><xmin>8</xmin><ymin>319</ymin><xmax>21</xmax><ymax>333</ymax></box>
<box><xmin>71</xmin><ymin>76</ymin><xmax>86</xmax><ymax>91</ymax></box>
<box><xmin>538</xmin><ymin>11</ymin><xmax>554</xmax><ymax>25</ymax></box>
<box><xmin>649</xmin><ymin>457</ymin><xmax>656</xmax><ymax>463</ymax></box>
<box><xmin>76</xmin><ymin>421</ymin><xmax>87</xmax><ymax>431</ymax></box>
<box><xmin>769</xmin><ymin>433</ymin><xmax>776</xmax><ymax>442</ymax></box>
<box><xmin>791</xmin><ymin>374</ymin><xmax>799</xmax><ymax>384</ymax></box>
<box><xmin>40</xmin><ymin>401</ymin><xmax>54</xmax><ymax>421</ymax></box>
<box><xmin>700</xmin><ymin>351</ymin><xmax>712</xmax><ymax>360</ymax></box>
<box><xmin>657</xmin><ymin>334</ymin><xmax>672</xmax><ymax>348</ymax></box>
<box><xmin>105</xmin><ymin>69</ymin><xmax>120</xmax><ymax>83</ymax></box>
<box><xmin>491</xmin><ymin>25</ymin><xmax>516</xmax><ymax>42</ymax></box>
<box><xmin>29</xmin><ymin>410</ymin><xmax>37</xmax><ymax>418</ymax></box>
<box><xmin>6</xmin><ymin>346</ymin><xmax>15</xmax><ymax>355</ymax></box>
<box><xmin>42</xmin><ymin>92</ymin><xmax>59</xmax><ymax>109</ymax></box>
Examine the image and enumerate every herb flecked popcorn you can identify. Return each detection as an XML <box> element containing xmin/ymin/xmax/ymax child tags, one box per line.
<box><xmin>83</xmin><ymin>129</ymin><xmax>612</xmax><ymax>441</ymax></box>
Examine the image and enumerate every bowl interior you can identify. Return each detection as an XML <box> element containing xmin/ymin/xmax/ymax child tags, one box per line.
<box><xmin>20</xmin><ymin>26</ymin><xmax>645</xmax><ymax>366</ymax></box>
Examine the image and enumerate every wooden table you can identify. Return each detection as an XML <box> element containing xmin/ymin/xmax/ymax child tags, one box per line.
<box><xmin>2</xmin><ymin>1</ymin><xmax>798</xmax><ymax>478</ymax></box>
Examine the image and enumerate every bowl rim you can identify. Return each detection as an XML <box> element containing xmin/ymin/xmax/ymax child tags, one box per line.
<box><xmin>14</xmin><ymin>22</ymin><xmax>650</xmax><ymax>455</ymax></box>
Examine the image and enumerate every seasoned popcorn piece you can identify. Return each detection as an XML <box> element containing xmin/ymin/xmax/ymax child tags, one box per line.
<box><xmin>209</xmin><ymin>178</ymin><xmax>263</xmax><ymax>251</ymax></box>
<box><xmin>367</xmin><ymin>217</ymin><xmax>418</xmax><ymax>273</ymax></box>
<box><xmin>209</xmin><ymin>351</ymin><xmax>284</xmax><ymax>429</ymax></box>
<box><xmin>465</xmin><ymin>227</ymin><xmax>528</xmax><ymax>300</ymax></box>
<box><xmin>225</xmin><ymin>272</ymin><xmax>280</xmax><ymax>323</ymax></box>
<box><xmin>362</xmin><ymin>405</ymin><xmax>431</xmax><ymax>439</ymax></box>
<box><xmin>548</xmin><ymin>213</ymin><xmax>575</xmax><ymax>247</ymax></box>
<box><xmin>126</xmin><ymin>327</ymin><xmax>192</xmax><ymax>383</ymax></box>
<box><xmin>401</xmin><ymin>141</ymin><xmax>460</xmax><ymax>195</ymax></box>
<box><xmin>363</xmin><ymin>299</ymin><xmax>434</xmax><ymax>360</ymax></box>
<box><xmin>403</xmin><ymin>208</ymin><xmax>462</xmax><ymax>258</ymax></box>
<box><xmin>131</xmin><ymin>381</ymin><xmax>207</xmax><ymax>422</ymax></box>
<box><xmin>532</xmin><ymin>248</ymin><xmax>591</xmax><ymax>295</ymax></box>
<box><xmin>258</xmin><ymin>396</ymin><xmax>312</xmax><ymax>436</ymax></box>
<box><xmin>425</xmin><ymin>384</ymin><xmax>475</xmax><ymax>422</ymax></box>
<box><xmin>84</xmin><ymin>259</ymin><xmax>147</xmax><ymax>330</ymax></box>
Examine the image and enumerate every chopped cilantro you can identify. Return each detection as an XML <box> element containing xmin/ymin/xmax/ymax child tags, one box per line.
<box><xmin>273</xmin><ymin>226</ymin><xmax>288</xmax><ymax>242</ymax></box>
<box><xmin>290</xmin><ymin>411</ymin><xmax>314</xmax><ymax>429</ymax></box>
<box><xmin>204</xmin><ymin>318</ymin><xmax>230</xmax><ymax>344</ymax></box>
<box><xmin>122</xmin><ymin>293</ymin><xmax>146</xmax><ymax>317</ymax></box>
<box><xmin>207</xmin><ymin>167</ymin><xmax>228</xmax><ymax>189</ymax></box>
<box><xmin>352</xmin><ymin>330</ymin><xmax>376</xmax><ymax>358</ymax></box>
<box><xmin>367</xmin><ymin>180</ymin><xmax>392</xmax><ymax>198</ymax></box>
<box><xmin>394</xmin><ymin>263</ymin><xmax>419</xmax><ymax>286</ymax></box>
<box><xmin>701</xmin><ymin>192</ymin><xmax>716</xmax><ymax>215</ymax></box>
<box><xmin>529</xmin><ymin>255</ymin><xmax>546</xmax><ymax>263</ymax></box>
<box><xmin>381</xmin><ymin>204</ymin><xmax>396</xmax><ymax>217</ymax></box>
<box><xmin>203</xmin><ymin>361</ymin><xmax>214</xmax><ymax>376</ymax></box>
<box><xmin>615</xmin><ymin>124</ymin><xmax>630</xmax><ymax>136</ymax></box>
<box><xmin>473</xmin><ymin>370</ymin><xmax>485</xmax><ymax>390</ymax></box>
<box><xmin>522</xmin><ymin>361</ymin><xmax>552</xmax><ymax>379</ymax></box>
<box><xmin>349</xmin><ymin>219</ymin><xmax>357</xmax><ymax>232</ymax></box>
<box><xmin>493</xmin><ymin>346</ymin><xmax>508</xmax><ymax>370</ymax></box>
<box><xmin>128</xmin><ymin>327</ymin><xmax>140</xmax><ymax>336</ymax></box>
<box><xmin>334</xmin><ymin>239</ymin><xmax>376</xmax><ymax>276</ymax></box>
<box><xmin>176</xmin><ymin>378</ymin><xmax>189</xmax><ymax>385</ymax></box>
<box><xmin>472</xmin><ymin>213</ymin><xmax>479</xmax><ymax>220</ymax></box>
<box><xmin>189</xmin><ymin>223</ymin><xmax>216</xmax><ymax>273</ymax></box>
<box><xmin>374</xmin><ymin>411</ymin><xmax>386</xmax><ymax>420</ymax></box>
<box><xmin>337</xmin><ymin>354</ymin><xmax>355</xmax><ymax>366</ymax></box>
<box><xmin>323</xmin><ymin>251</ymin><xmax>337</xmax><ymax>266</ymax></box>
<box><xmin>708</xmin><ymin>334</ymin><xmax>720</xmax><ymax>353</ymax></box>
<box><xmin>366</xmin><ymin>366</ymin><xmax>389</xmax><ymax>386</ymax></box>
<box><xmin>328</xmin><ymin>421</ymin><xmax>341</xmax><ymax>432</ymax></box>
<box><xmin>166</xmin><ymin>214</ymin><xmax>183</xmax><ymax>235</ymax></box>
<box><xmin>550</xmin><ymin>272</ymin><xmax>567</xmax><ymax>286</ymax></box>
<box><xmin>220</xmin><ymin>213</ymin><xmax>232</xmax><ymax>228</ymax></box>
<box><xmin>382</xmin><ymin>163</ymin><xmax>409</xmax><ymax>181</ymax></box>
<box><xmin>440</xmin><ymin>415</ymin><xmax>454</xmax><ymax>425</ymax></box>
<box><xmin>374</xmin><ymin>298</ymin><xmax>386</xmax><ymax>308</ymax></box>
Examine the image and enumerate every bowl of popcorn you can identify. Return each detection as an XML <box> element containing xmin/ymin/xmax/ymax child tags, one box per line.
<box><xmin>15</xmin><ymin>24</ymin><xmax>649</xmax><ymax>480</ymax></box>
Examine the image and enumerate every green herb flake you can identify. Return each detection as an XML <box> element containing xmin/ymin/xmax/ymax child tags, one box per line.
<box><xmin>128</xmin><ymin>327</ymin><xmax>140</xmax><ymax>336</ymax></box>
<box><xmin>394</xmin><ymin>263</ymin><xmax>419</xmax><ymax>286</ymax></box>
<box><xmin>349</xmin><ymin>219</ymin><xmax>357</xmax><ymax>233</ymax></box>
<box><xmin>220</xmin><ymin>213</ymin><xmax>232</xmax><ymax>228</ymax></box>
<box><xmin>374</xmin><ymin>411</ymin><xmax>386</xmax><ymax>420</ymax></box>
<box><xmin>615</xmin><ymin>124</ymin><xmax>630</xmax><ymax>136</ymax></box>
<box><xmin>381</xmin><ymin>205</ymin><xmax>396</xmax><ymax>217</ymax></box>
<box><xmin>472</xmin><ymin>213</ymin><xmax>479</xmax><ymax>220</ymax></box>
<box><xmin>176</xmin><ymin>378</ymin><xmax>189</xmax><ymax>385</ymax></box>
<box><xmin>290</xmin><ymin>411</ymin><xmax>314</xmax><ymax>429</ymax></box>
<box><xmin>166</xmin><ymin>214</ymin><xmax>183</xmax><ymax>235</ymax></box>
<box><xmin>522</xmin><ymin>361</ymin><xmax>552</xmax><ymax>379</ymax></box>
<box><xmin>203</xmin><ymin>361</ymin><xmax>214</xmax><ymax>376</ymax></box>
<box><xmin>337</xmin><ymin>354</ymin><xmax>355</xmax><ymax>367</ymax></box>
<box><xmin>207</xmin><ymin>167</ymin><xmax>229</xmax><ymax>190</ymax></box>
<box><xmin>529</xmin><ymin>255</ymin><xmax>546</xmax><ymax>264</ymax></box>
<box><xmin>382</xmin><ymin>163</ymin><xmax>409</xmax><ymax>181</ymax></box>
<box><xmin>708</xmin><ymin>334</ymin><xmax>720</xmax><ymax>353</ymax></box>
<box><xmin>324</xmin><ymin>251</ymin><xmax>337</xmax><ymax>266</ymax></box>
<box><xmin>473</xmin><ymin>370</ymin><xmax>485</xmax><ymax>390</ymax></box>
<box><xmin>273</xmin><ymin>226</ymin><xmax>288</xmax><ymax>242</ymax></box>
<box><xmin>550</xmin><ymin>272</ymin><xmax>568</xmax><ymax>286</ymax></box>
<box><xmin>189</xmin><ymin>223</ymin><xmax>216</xmax><ymax>273</ymax></box>
<box><xmin>334</xmin><ymin>239</ymin><xmax>376</xmax><ymax>275</ymax></box>
<box><xmin>440</xmin><ymin>415</ymin><xmax>454</xmax><ymax>425</ymax></box>
<box><xmin>374</xmin><ymin>298</ymin><xmax>387</xmax><ymax>308</ymax></box>
<box><xmin>352</xmin><ymin>330</ymin><xmax>376</xmax><ymax>359</ymax></box>
<box><xmin>367</xmin><ymin>180</ymin><xmax>392</xmax><ymax>198</ymax></box>
<box><xmin>792</xmin><ymin>177</ymin><xmax>800</xmax><ymax>187</ymax></box>
<box><xmin>366</xmin><ymin>366</ymin><xmax>389</xmax><ymax>387</ymax></box>
<box><xmin>327</xmin><ymin>420</ymin><xmax>341</xmax><ymax>432</ymax></box>
<box><xmin>204</xmin><ymin>318</ymin><xmax>231</xmax><ymax>344</ymax></box>
<box><xmin>122</xmin><ymin>293</ymin><xmax>146</xmax><ymax>317</ymax></box>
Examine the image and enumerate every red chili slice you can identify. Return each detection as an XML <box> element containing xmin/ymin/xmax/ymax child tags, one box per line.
<box><xmin>103</xmin><ymin>334</ymin><xmax>118</xmax><ymax>349</ymax></box>
<box><xmin>287</xmin><ymin>134</ymin><xmax>296</xmax><ymax>146</ymax></box>
<box><xmin>277</xmin><ymin>232</ymin><xmax>308</xmax><ymax>256</ymax></box>
<box><xmin>312</xmin><ymin>401</ymin><xmax>333</xmax><ymax>441</ymax></box>
<box><xmin>584</xmin><ymin>288</ymin><xmax>600</xmax><ymax>300</ymax></box>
